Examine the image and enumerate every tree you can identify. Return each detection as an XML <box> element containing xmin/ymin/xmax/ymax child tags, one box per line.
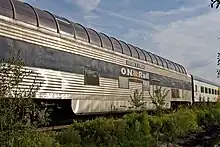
<box><xmin>129</xmin><ymin>89</ymin><xmax>146</xmax><ymax>110</ymax></box>
<box><xmin>148</xmin><ymin>86</ymin><xmax>170</xmax><ymax>116</ymax></box>
<box><xmin>210</xmin><ymin>0</ymin><xmax>220</xmax><ymax>9</ymax></box>
<box><xmin>0</xmin><ymin>44</ymin><xmax>49</xmax><ymax>146</ymax></box>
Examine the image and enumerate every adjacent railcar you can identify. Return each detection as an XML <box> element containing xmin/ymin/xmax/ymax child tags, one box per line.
<box><xmin>191</xmin><ymin>76</ymin><xmax>220</xmax><ymax>103</ymax></box>
<box><xmin>0</xmin><ymin>0</ymin><xmax>192</xmax><ymax>115</ymax></box>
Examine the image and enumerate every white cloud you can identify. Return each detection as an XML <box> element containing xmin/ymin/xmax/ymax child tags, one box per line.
<box><xmin>96</xmin><ymin>8</ymin><xmax>162</xmax><ymax>31</ymax></box>
<box><xmin>73</xmin><ymin>0</ymin><xmax>101</xmax><ymax>12</ymax></box>
<box><xmin>151</xmin><ymin>9</ymin><xmax>220</xmax><ymax>83</ymax></box>
<box><xmin>118</xmin><ymin>0</ymin><xmax>131</xmax><ymax>7</ymax></box>
<box><xmin>117</xmin><ymin>2</ymin><xmax>220</xmax><ymax>83</ymax></box>
<box><xmin>25</xmin><ymin>0</ymin><xmax>220</xmax><ymax>83</ymax></box>
<box><xmin>147</xmin><ymin>0</ymin><xmax>210</xmax><ymax>17</ymax></box>
<box><xmin>147</xmin><ymin>5</ymin><xmax>206</xmax><ymax>17</ymax></box>
<box><xmin>141</xmin><ymin>4</ymin><xmax>210</xmax><ymax>26</ymax></box>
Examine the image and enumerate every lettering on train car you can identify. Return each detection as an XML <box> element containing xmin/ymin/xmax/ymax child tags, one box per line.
<box><xmin>37</xmin><ymin>93</ymin><xmax>72</xmax><ymax>99</ymax></box>
<box><xmin>126</xmin><ymin>60</ymin><xmax>145</xmax><ymax>69</ymax></box>
<box><xmin>120</xmin><ymin>67</ymin><xmax>149</xmax><ymax>79</ymax></box>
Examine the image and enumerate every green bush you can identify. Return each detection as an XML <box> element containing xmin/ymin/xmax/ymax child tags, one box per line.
<box><xmin>70</xmin><ymin>113</ymin><xmax>154</xmax><ymax>147</ymax></box>
<box><xmin>62</xmin><ymin>106</ymin><xmax>214</xmax><ymax>146</ymax></box>
<box><xmin>210</xmin><ymin>103</ymin><xmax>220</xmax><ymax>124</ymax></box>
<box><xmin>148</xmin><ymin>114</ymin><xmax>177</xmax><ymax>142</ymax></box>
<box><xmin>72</xmin><ymin>117</ymin><xmax>127</xmax><ymax>146</ymax></box>
<box><xmin>122</xmin><ymin>112</ymin><xmax>155</xmax><ymax>147</ymax></box>
<box><xmin>148</xmin><ymin>115</ymin><xmax>163</xmax><ymax>142</ymax></box>
<box><xmin>194</xmin><ymin>106</ymin><xmax>210</xmax><ymax>129</ymax></box>
<box><xmin>8</xmin><ymin>103</ymin><xmax>220</xmax><ymax>147</ymax></box>
<box><xmin>12</xmin><ymin>131</ymin><xmax>60</xmax><ymax>147</ymax></box>
<box><xmin>148</xmin><ymin>107</ymin><xmax>199</xmax><ymax>143</ymax></box>
<box><xmin>194</xmin><ymin>104</ymin><xmax>220</xmax><ymax>129</ymax></box>
<box><xmin>55</xmin><ymin>128</ymin><xmax>81</xmax><ymax>147</ymax></box>
<box><xmin>160</xmin><ymin>115</ymin><xmax>177</xmax><ymax>142</ymax></box>
<box><xmin>173</xmin><ymin>107</ymin><xmax>199</xmax><ymax>136</ymax></box>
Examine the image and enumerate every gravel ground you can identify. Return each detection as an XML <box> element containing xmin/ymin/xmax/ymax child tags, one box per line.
<box><xmin>155</xmin><ymin>125</ymin><xmax>220</xmax><ymax>147</ymax></box>
<box><xmin>177</xmin><ymin>126</ymin><xmax>220</xmax><ymax>147</ymax></box>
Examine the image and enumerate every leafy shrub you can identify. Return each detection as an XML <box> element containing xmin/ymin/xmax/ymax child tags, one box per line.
<box><xmin>9</xmin><ymin>102</ymin><xmax>220</xmax><ymax>147</ymax></box>
<box><xmin>55</xmin><ymin>127</ymin><xmax>81</xmax><ymax>147</ymax></box>
<box><xmin>122</xmin><ymin>112</ymin><xmax>155</xmax><ymax>147</ymax></box>
<box><xmin>148</xmin><ymin>115</ymin><xmax>163</xmax><ymax>142</ymax></box>
<box><xmin>0</xmin><ymin>43</ymin><xmax>50</xmax><ymax>146</ymax></box>
<box><xmin>173</xmin><ymin>107</ymin><xmax>199</xmax><ymax>136</ymax></box>
<box><xmin>148</xmin><ymin>114</ymin><xmax>178</xmax><ymax>142</ymax></box>
<box><xmin>72</xmin><ymin>117</ymin><xmax>127</xmax><ymax>146</ymax></box>
<box><xmin>159</xmin><ymin>115</ymin><xmax>177</xmax><ymax>142</ymax></box>
<box><xmin>210</xmin><ymin>103</ymin><xmax>220</xmax><ymax>125</ymax></box>
<box><xmin>148</xmin><ymin>107</ymin><xmax>199</xmax><ymax>143</ymax></box>
<box><xmin>70</xmin><ymin>113</ymin><xmax>155</xmax><ymax>147</ymax></box>
<box><xmin>12</xmin><ymin>131</ymin><xmax>60</xmax><ymax>147</ymax></box>
<box><xmin>194</xmin><ymin>107</ymin><xmax>210</xmax><ymax>129</ymax></box>
<box><xmin>193</xmin><ymin>104</ymin><xmax>220</xmax><ymax>129</ymax></box>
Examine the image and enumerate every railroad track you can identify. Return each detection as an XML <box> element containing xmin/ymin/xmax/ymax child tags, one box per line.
<box><xmin>37</xmin><ymin>110</ymin><xmax>174</xmax><ymax>132</ymax></box>
<box><xmin>38</xmin><ymin>124</ymin><xmax>71</xmax><ymax>132</ymax></box>
<box><xmin>37</xmin><ymin>112</ymin><xmax>129</xmax><ymax>132</ymax></box>
<box><xmin>37</xmin><ymin>110</ymin><xmax>172</xmax><ymax>132</ymax></box>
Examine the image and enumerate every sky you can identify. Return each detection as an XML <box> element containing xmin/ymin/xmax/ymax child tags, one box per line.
<box><xmin>24</xmin><ymin>0</ymin><xmax>220</xmax><ymax>84</ymax></box>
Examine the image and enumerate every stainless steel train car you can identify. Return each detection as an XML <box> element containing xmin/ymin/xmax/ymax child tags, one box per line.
<box><xmin>191</xmin><ymin>76</ymin><xmax>220</xmax><ymax>103</ymax></box>
<box><xmin>0</xmin><ymin>0</ymin><xmax>209</xmax><ymax>115</ymax></box>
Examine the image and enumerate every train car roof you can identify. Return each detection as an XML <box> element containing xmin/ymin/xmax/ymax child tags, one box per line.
<box><xmin>193</xmin><ymin>76</ymin><xmax>220</xmax><ymax>87</ymax></box>
<box><xmin>0</xmin><ymin>0</ymin><xmax>187</xmax><ymax>75</ymax></box>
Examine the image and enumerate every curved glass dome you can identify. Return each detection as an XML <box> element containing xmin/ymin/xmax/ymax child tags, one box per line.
<box><xmin>0</xmin><ymin>0</ymin><xmax>188</xmax><ymax>75</ymax></box>
<box><xmin>0</xmin><ymin>0</ymin><xmax>14</xmax><ymax>18</ymax></box>
<box><xmin>86</xmin><ymin>28</ymin><xmax>102</xmax><ymax>47</ymax></box>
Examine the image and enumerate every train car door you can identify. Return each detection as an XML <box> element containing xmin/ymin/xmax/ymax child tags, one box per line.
<box><xmin>142</xmin><ymin>80</ymin><xmax>150</xmax><ymax>101</ymax></box>
<box><xmin>128</xmin><ymin>78</ymin><xmax>150</xmax><ymax>106</ymax></box>
<box><xmin>217</xmin><ymin>88</ymin><xmax>220</xmax><ymax>102</ymax></box>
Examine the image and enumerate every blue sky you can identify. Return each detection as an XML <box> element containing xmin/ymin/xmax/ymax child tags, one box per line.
<box><xmin>24</xmin><ymin>0</ymin><xmax>220</xmax><ymax>83</ymax></box>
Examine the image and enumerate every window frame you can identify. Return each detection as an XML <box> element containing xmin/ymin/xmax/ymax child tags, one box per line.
<box><xmin>118</xmin><ymin>76</ymin><xmax>129</xmax><ymax>89</ymax></box>
<box><xmin>84</xmin><ymin>69</ymin><xmax>100</xmax><ymax>86</ymax></box>
<box><xmin>205</xmin><ymin>87</ymin><xmax>208</xmax><ymax>93</ymax></box>
<box><xmin>209</xmin><ymin>88</ymin><xmax>211</xmax><ymax>94</ymax></box>
<box><xmin>171</xmin><ymin>88</ymin><xmax>180</xmax><ymax>98</ymax></box>
<box><xmin>201</xmin><ymin>86</ymin><xmax>204</xmax><ymax>93</ymax></box>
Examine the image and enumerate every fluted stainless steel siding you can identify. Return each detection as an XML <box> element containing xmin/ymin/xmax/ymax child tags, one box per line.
<box><xmin>0</xmin><ymin>17</ymin><xmax>190</xmax><ymax>81</ymax></box>
<box><xmin>0</xmin><ymin>16</ymin><xmax>192</xmax><ymax>113</ymax></box>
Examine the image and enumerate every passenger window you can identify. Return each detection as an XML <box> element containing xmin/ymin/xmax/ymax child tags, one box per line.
<box><xmin>195</xmin><ymin>85</ymin><xmax>197</xmax><ymax>92</ymax></box>
<box><xmin>205</xmin><ymin>87</ymin><xmax>208</xmax><ymax>93</ymax></box>
<box><xmin>151</xmin><ymin>79</ymin><xmax>160</xmax><ymax>86</ymax></box>
<box><xmin>201</xmin><ymin>86</ymin><xmax>204</xmax><ymax>93</ymax></box>
<box><xmin>84</xmin><ymin>69</ymin><xmax>99</xmax><ymax>86</ymax></box>
<box><xmin>118</xmin><ymin>76</ymin><xmax>129</xmax><ymax>89</ymax></box>
<box><xmin>212</xmin><ymin>89</ymin><xmax>214</xmax><ymax>94</ymax></box>
<box><xmin>171</xmin><ymin>89</ymin><xmax>180</xmax><ymax>98</ymax></box>
<box><xmin>209</xmin><ymin>88</ymin><xmax>211</xmax><ymax>94</ymax></box>
<box><xmin>151</xmin><ymin>80</ymin><xmax>160</xmax><ymax>96</ymax></box>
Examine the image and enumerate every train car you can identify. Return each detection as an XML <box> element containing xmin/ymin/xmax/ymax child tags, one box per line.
<box><xmin>191</xmin><ymin>75</ymin><xmax>220</xmax><ymax>103</ymax></box>
<box><xmin>0</xmin><ymin>0</ymin><xmax>192</xmax><ymax>115</ymax></box>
